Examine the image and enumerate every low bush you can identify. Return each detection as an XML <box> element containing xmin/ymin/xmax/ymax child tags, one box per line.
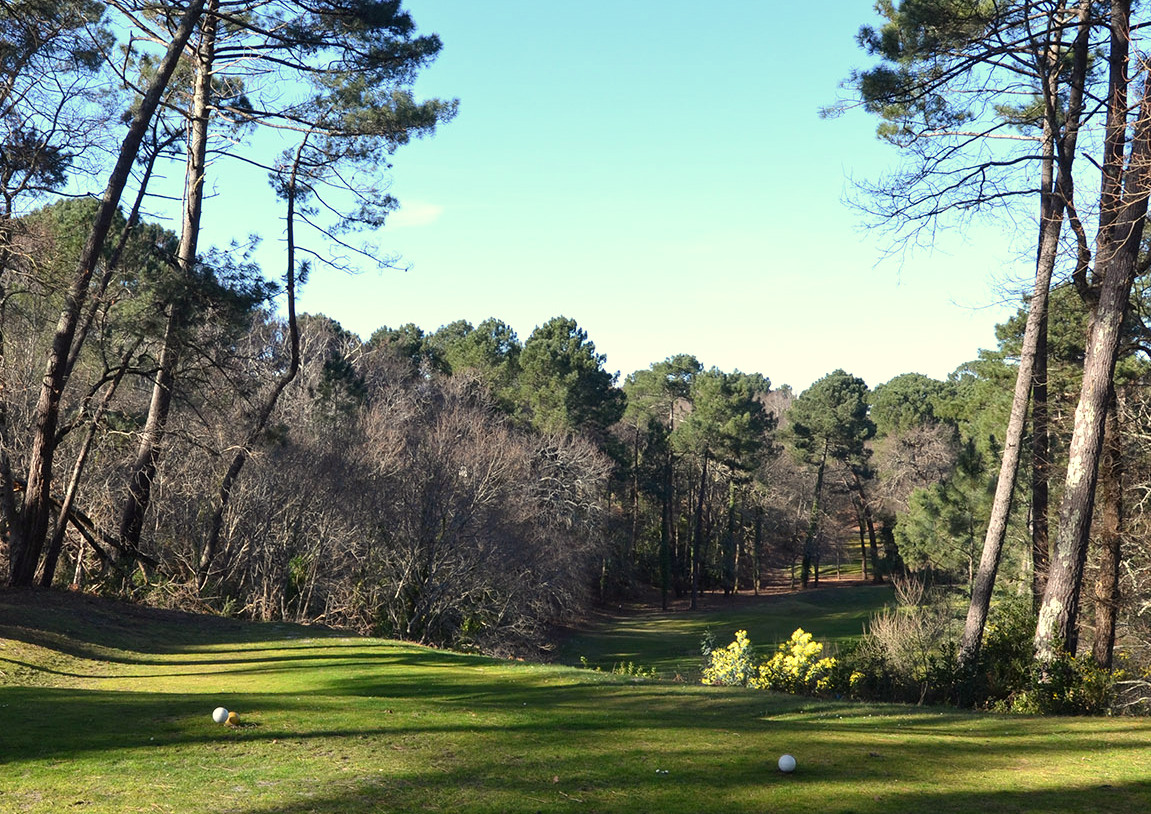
<box><xmin>754</xmin><ymin>628</ymin><xmax>840</xmax><ymax>694</ymax></box>
<box><xmin>700</xmin><ymin>629</ymin><xmax>760</xmax><ymax>687</ymax></box>
<box><xmin>995</xmin><ymin>651</ymin><xmax>1120</xmax><ymax>715</ymax></box>
<box><xmin>847</xmin><ymin>575</ymin><xmax>959</xmax><ymax>705</ymax></box>
<box><xmin>972</xmin><ymin>594</ymin><xmax>1036</xmax><ymax>705</ymax></box>
<box><xmin>967</xmin><ymin>597</ymin><xmax>1122</xmax><ymax>715</ymax></box>
<box><xmin>701</xmin><ymin>628</ymin><xmax>844</xmax><ymax>696</ymax></box>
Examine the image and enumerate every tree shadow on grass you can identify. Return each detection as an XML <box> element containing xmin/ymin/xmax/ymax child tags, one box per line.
<box><xmin>218</xmin><ymin>777</ymin><xmax>1151</xmax><ymax>814</ymax></box>
<box><xmin>209</xmin><ymin>692</ymin><xmax>1151</xmax><ymax>814</ymax></box>
<box><xmin>6</xmin><ymin>675</ymin><xmax>1151</xmax><ymax>814</ymax></box>
<box><xmin>0</xmin><ymin>587</ymin><xmax>335</xmax><ymax>660</ymax></box>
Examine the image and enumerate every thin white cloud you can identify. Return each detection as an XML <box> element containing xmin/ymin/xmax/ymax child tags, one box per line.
<box><xmin>388</xmin><ymin>202</ymin><xmax>444</xmax><ymax>228</ymax></box>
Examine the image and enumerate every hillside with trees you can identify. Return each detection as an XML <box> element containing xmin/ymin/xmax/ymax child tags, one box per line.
<box><xmin>5</xmin><ymin>0</ymin><xmax>1151</xmax><ymax>713</ymax></box>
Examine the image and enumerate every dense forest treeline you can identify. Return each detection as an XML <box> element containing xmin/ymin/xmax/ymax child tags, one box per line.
<box><xmin>9</xmin><ymin>186</ymin><xmax>1151</xmax><ymax>672</ymax></box>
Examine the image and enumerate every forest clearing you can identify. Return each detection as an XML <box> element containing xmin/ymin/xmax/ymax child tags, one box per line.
<box><xmin>7</xmin><ymin>13</ymin><xmax>1151</xmax><ymax>811</ymax></box>
<box><xmin>4</xmin><ymin>584</ymin><xmax>1151</xmax><ymax>814</ymax></box>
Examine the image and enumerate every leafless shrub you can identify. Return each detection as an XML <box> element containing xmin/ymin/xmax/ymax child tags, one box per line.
<box><xmin>874</xmin><ymin>423</ymin><xmax>959</xmax><ymax>513</ymax></box>
<box><xmin>853</xmin><ymin>574</ymin><xmax>959</xmax><ymax>704</ymax></box>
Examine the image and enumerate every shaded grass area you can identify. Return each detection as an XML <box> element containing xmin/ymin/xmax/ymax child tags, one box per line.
<box><xmin>558</xmin><ymin>582</ymin><xmax>894</xmax><ymax>679</ymax></box>
<box><xmin>0</xmin><ymin>587</ymin><xmax>311</xmax><ymax>658</ymax></box>
<box><xmin>3</xmin><ymin>587</ymin><xmax>1151</xmax><ymax>813</ymax></box>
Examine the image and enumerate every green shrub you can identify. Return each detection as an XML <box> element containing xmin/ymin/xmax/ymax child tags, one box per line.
<box><xmin>972</xmin><ymin>599</ymin><xmax>1121</xmax><ymax>715</ymax></box>
<box><xmin>1006</xmin><ymin>652</ymin><xmax>1120</xmax><ymax>715</ymax></box>
<box><xmin>972</xmin><ymin>596</ymin><xmax>1039</xmax><ymax>708</ymax></box>
<box><xmin>980</xmin><ymin>598</ymin><xmax>1035</xmax><ymax>679</ymax></box>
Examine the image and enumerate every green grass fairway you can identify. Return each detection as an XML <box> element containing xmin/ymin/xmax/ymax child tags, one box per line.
<box><xmin>3</xmin><ymin>587</ymin><xmax>1151</xmax><ymax>813</ymax></box>
<box><xmin>559</xmin><ymin>582</ymin><xmax>895</xmax><ymax>679</ymax></box>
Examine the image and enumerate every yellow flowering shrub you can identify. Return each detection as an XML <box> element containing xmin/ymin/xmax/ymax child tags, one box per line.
<box><xmin>751</xmin><ymin>628</ymin><xmax>838</xmax><ymax>694</ymax></box>
<box><xmin>849</xmin><ymin>669</ymin><xmax>866</xmax><ymax>693</ymax></box>
<box><xmin>701</xmin><ymin>629</ymin><xmax>758</xmax><ymax>686</ymax></box>
<box><xmin>701</xmin><ymin>628</ymin><xmax>840</xmax><ymax>696</ymax></box>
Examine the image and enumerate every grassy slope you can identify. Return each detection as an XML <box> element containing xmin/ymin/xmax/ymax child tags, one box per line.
<box><xmin>2</xmin><ymin>587</ymin><xmax>1151</xmax><ymax>814</ymax></box>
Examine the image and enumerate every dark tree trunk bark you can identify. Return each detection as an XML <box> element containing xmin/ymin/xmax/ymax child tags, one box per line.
<box><xmin>855</xmin><ymin>500</ymin><xmax>868</xmax><ymax>581</ymax></box>
<box><xmin>1092</xmin><ymin>390</ymin><xmax>1122</xmax><ymax>668</ymax></box>
<box><xmin>723</xmin><ymin>479</ymin><xmax>736</xmax><ymax>596</ymax></box>
<box><xmin>801</xmin><ymin>444</ymin><xmax>827</xmax><ymax>589</ymax></box>
<box><xmin>118</xmin><ymin>315</ymin><xmax>179</xmax><ymax>555</ymax></box>
<box><xmin>1032</xmin><ymin>308</ymin><xmax>1051</xmax><ymax>611</ymax></box>
<box><xmin>659</xmin><ymin>493</ymin><xmax>672</xmax><ymax>609</ymax></box>
<box><xmin>689</xmin><ymin>451</ymin><xmax>708</xmax><ymax>610</ymax></box>
<box><xmin>629</xmin><ymin>426</ymin><xmax>640</xmax><ymax>574</ymax></box>
<box><xmin>752</xmin><ymin>505</ymin><xmax>763</xmax><ymax>596</ymax></box>
<box><xmin>849</xmin><ymin>467</ymin><xmax>881</xmax><ymax>583</ymax></box>
<box><xmin>659</xmin><ymin>446</ymin><xmax>672</xmax><ymax>610</ymax></box>
<box><xmin>865</xmin><ymin>504</ymin><xmax>880</xmax><ymax>583</ymax></box>
<box><xmin>38</xmin><ymin>351</ymin><xmax>135</xmax><ymax>586</ymax></box>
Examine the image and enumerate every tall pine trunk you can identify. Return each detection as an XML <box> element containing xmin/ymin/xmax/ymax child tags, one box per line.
<box><xmin>1091</xmin><ymin>389</ymin><xmax>1122</xmax><ymax>667</ymax></box>
<box><xmin>6</xmin><ymin>0</ymin><xmax>208</xmax><ymax>586</ymax></box>
<box><xmin>723</xmin><ymin>479</ymin><xmax>737</xmax><ymax>596</ymax></box>
<box><xmin>1036</xmin><ymin>3</ymin><xmax>1151</xmax><ymax>661</ymax></box>
<box><xmin>629</xmin><ymin>427</ymin><xmax>640</xmax><ymax>573</ymax></box>
<box><xmin>801</xmin><ymin>443</ymin><xmax>827</xmax><ymax>589</ymax></box>
<box><xmin>849</xmin><ymin>467</ymin><xmax>881</xmax><ymax>582</ymax></box>
<box><xmin>659</xmin><ymin>451</ymin><xmax>672</xmax><ymax>610</ymax></box>
<box><xmin>752</xmin><ymin>504</ymin><xmax>763</xmax><ymax>595</ymax></box>
<box><xmin>1036</xmin><ymin>272</ymin><xmax>1137</xmax><ymax>659</ymax></box>
<box><xmin>1032</xmin><ymin>309</ymin><xmax>1051</xmax><ymax>610</ymax></box>
<box><xmin>956</xmin><ymin>1</ymin><xmax>1090</xmax><ymax>669</ymax></box>
<box><xmin>119</xmin><ymin>0</ymin><xmax>218</xmax><ymax>563</ymax></box>
<box><xmin>958</xmin><ymin>238</ymin><xmax>1052</xmax><ymax>667</ymax></box>
<box><xmin>855</xmin><ymin>500</ymin><xmax>868</xmax><ymax>581</ymax></box>
<box><xmin>689</xmin><ymin>451</ymin><xmax>708</xmax><ymax>610</ymax></box>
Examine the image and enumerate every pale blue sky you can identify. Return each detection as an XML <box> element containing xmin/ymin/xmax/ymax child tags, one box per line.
<box><xmin>238</xmin><ymin>1</ymin><xmax>1031</xmax><ymax>392</ymax></box>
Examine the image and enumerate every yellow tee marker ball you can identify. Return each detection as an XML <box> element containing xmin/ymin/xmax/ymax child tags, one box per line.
<box><xmin>226</xmin><ymin>711</ymin><xmax>240</xmax><ymax>726</ymax></box>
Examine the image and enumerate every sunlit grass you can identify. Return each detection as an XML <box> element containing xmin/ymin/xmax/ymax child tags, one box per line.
<box><xmin>559</xmin><ymin>582</ymin><xmax>894</xmax><ymax>679</ymax></box>
<box><xmin>3</xmin><ymin>587</ymin><xmax>1151</xmax><ymax>813</ymax></box>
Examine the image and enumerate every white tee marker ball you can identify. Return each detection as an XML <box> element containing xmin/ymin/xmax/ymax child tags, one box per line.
<box><xmin>778</xmin><ymin>754</ymin><xmax>797</xmax><ymax>773</ymax></box>
<box><xmin>212</xmin><ymin>707</ymin><xmax>230</xmax><ymax>724</ymax></box>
